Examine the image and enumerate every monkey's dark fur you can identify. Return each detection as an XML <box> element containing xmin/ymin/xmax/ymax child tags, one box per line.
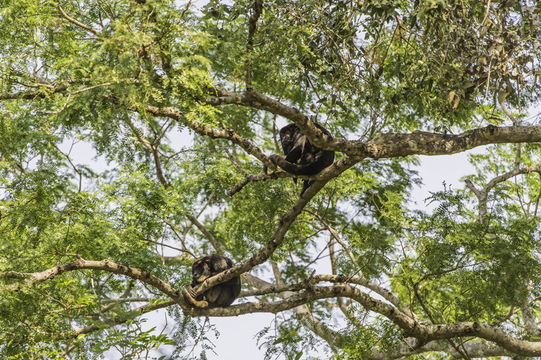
<box><xmin>182</xmin><ymin>254</ymin><xmax>241</xmax><ymax>308</ymax></box>
<box><xmin>276</xmin><ymin>123</ymin><xmax>335</xmax><ymax>195</ymax></box>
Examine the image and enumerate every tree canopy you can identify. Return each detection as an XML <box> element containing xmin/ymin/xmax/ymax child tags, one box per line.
<box><xmin>1</xmin><ymin>0</ymin><xmax>540</xmax><ymax>358</ymax></box>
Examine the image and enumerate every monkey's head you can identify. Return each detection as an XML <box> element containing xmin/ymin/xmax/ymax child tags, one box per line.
<box><xmin>191</xmin><ymin>258</ymin><xmax>211</xmax><ymax>284</ymax></box>
<box><xmin>280</xmin><ymin>124</ymin><xmax>300</xmax><ymax>148</ymax></box>
<box><xmin>191</xmin><ymin>255</ymin><xmax>232</xmax><ymax>285</ymax></box>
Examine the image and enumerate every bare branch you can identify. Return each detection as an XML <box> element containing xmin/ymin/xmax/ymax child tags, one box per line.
<box><xmin>244</xmin><ymin>0</ymin><xmax>263</xmax><ymax>90</ymax></box>
<box><xmin>365</xmin><ymin>125</ymin><xmax>541</xmax><ymax>158</ymax></box>
<box><xmin>57</xmin><ymin>4</ymin><xmax>99</xmax><ymax>36</ymax></box>
<box><xmin>226</xmin><ymin>171</ymin><xmax>281</xmax><ymax>196</ymax></box>
<box><xmin>217</xmin><ymin>89</ymin><xmax>345</xmax><ymax>153</ymax></box>
<box><xmin>465</xmin><ymin>162</ymin><xmax>541</xmax><ymax>222</ymax></box>
<box><xmin>124</xmin><ymin>118</ymin><xmax>169</xmax><ymax>187</ymax></box>
<box><xmin>3</xmin><ymin>260</ymin><xmax>540</xmax><ymax>356</ymax></box>
<box><xmin>210</xmin><ymin>89</ymin><xmax>541</xmax><ymax>158</ymax></box>
<box><xmin>5</xmin><ymin>84</ymin><xmax>541</xmax><ymax>168</ymax></box>
<box><xmin>186</xmin><ymin>214</ymin><xmax>222</xmax><ymax>254</ymax></box>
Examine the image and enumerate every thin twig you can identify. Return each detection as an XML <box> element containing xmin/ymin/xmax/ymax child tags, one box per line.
<box><xmin>186</xmin><ymin>214</ymin><xmax>222</xmax><ymax>254</ymax></box>
<box><xmin>244</xmin><ymin>0</ymin><xmax>263</xmax><ymax>90</ymax></box>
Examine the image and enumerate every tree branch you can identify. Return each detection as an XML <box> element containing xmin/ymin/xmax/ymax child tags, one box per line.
<box><xmin>5</xmin><ymin>85</ymin><xmax>541</xmax><ymax>168</ymax></box>
<box><xmin>314</xmin><ymin>214</ymin><xmax>416</xmax><ymax>318</ymax></box>
<box><xmin>211</xmin><ymin>89</ymin><xmax>346</xmax><ymax>153</ymax></box>
<box><xmin>57</xmin><ymin>4</ymin><xmax>99</xmax><ymax>36</ymax></box>
<box><xmin>0</xmin><ymin>258</ymin><xmax>186</xmax><ymax>305</ymax></box>
<box><xmin>210</xmin><ymin>89</ymin><xmax>541</xmax><ymax>159</ymax></box>
<box><xmin>465</xmin><ymin>162</ymin><xmax>541</xmax><ymax>222</ymax></box>
<box><xmin>365</xmin><ymin>125</ymin><xmax>541</xmax><ymax>158</ymax></box>
<box><xmin>188</xmin><ymin>177</ymin><xmax>331</xmax><ymax>298</ymax></box>
<box><xmin>370</xmin><ymin>339</ymin><xmax>511</xmax><ymax>359</ymax></box>
<box><xmin>142</xmin><ymin>104</ymin><xmax>275</xmax><ymax>169</ymax></box>
<box><xmin>185</xmin><ymin>214</ymin><xmax>222</xmax><ymax>254</ymax></box>
<box><xmin>124</xmin><ymin>118</ymin><xmax>169</xmax><ymax>187</ymax></box>
<box><xmin>226</xmin><ymin>171</ymin><xmax>280</xmax><ymax>196</ymax></box>
<box><xmin>270</xmin><ymin>262</ymin><xmax>343</xmax><ymax>351</ymax></box>
<box><xmin>244</xmin><ymin>0</ymin><xmax>263</xmax><ymax>90</ymax></box>
<box><xmin>3</xmin><ymin>260</ymin><xmax>540</xmax><ymax>356</ymax></box>
<box><xmin>328</xmin><ymin>235</ymin><xmax>364</xmax><ymax>328</ymax></box>
<box><xmin>0</xmin><ymin>85</ymin><xmax>67</xmax><ymax>100</ymax></box>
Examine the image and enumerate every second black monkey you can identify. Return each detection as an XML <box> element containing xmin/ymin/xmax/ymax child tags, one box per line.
<box><xmin>275</xmin><ymin>123</ymin><xmax>335</xmax><ymax>195</ymax></box>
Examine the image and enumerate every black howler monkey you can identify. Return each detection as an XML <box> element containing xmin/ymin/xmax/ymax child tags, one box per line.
<box><xmin>182</xmin><ymin>254</ymin><xmax>241</xmax><ymax>308</ymax></box>
<box><xmin>274</xmin><ymin>123</ymin><xmax>335</xmax><ymax>195</ymax></box>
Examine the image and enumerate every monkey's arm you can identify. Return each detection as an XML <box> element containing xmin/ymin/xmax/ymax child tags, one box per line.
<box><xmin>182</xmin><ymin>285</ymin><xmax>209</xmax><ymax>308</ymax></box>
<box><xmin>269</xmin><ymin>154</ymin><xmax>320</xmax><ymax>176</ymax></box>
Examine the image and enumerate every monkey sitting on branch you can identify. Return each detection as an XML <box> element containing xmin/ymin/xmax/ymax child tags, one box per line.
<box><xmin>182</xmin><ymin>254</ymin><xmax>241</xmax><ymax>308</ymax></box>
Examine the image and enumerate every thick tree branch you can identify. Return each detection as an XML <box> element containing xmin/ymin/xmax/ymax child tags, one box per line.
<box><xmin>3</xmin><ymin>260</ymin><xmax>540</xmax><ymax>356</ymax></box>
<box><xmin>209</xmin><ymin>89</ymin><xmax>541</xmax><ymax>159</ymax></box>
<box><xmin>210</xmin><ymin>89</ymin><xmax>347</xmax><ymax>153</ymax></box>
<box><xmin>363</xmin><ymin>125</ymin><xmax>540</xmax><ymax>157</ymax></box>
<box><xmin>1</xmin><ymin>259</ymin><xmax>186</xmax><ymax>305</ymax></box>
<box><xmin>4</xmin><ymin>85</ymin><xmax>540</xmax><ymax>167</ymax></box>
<box><xmin>370</xmin><ymin>339</ymin><xmax>511</xmax><ymax>359</ymax></box>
